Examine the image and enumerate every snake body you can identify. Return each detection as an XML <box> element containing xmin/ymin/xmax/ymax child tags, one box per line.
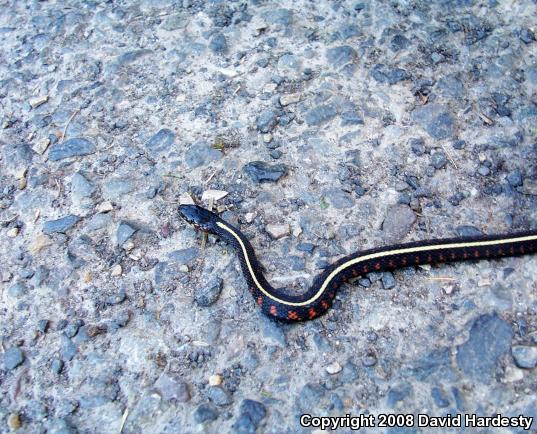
<box><xmin>179</xmin><ymin>205</ymin><xmax>537</xmax><ymax>322</ymax></box>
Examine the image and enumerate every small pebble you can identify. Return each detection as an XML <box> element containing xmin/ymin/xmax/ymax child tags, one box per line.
<box><xmin>7</xmin><ymin>227</ymin><xmax>19</xmax><ymax>237</ymax></box>
<box><xmin>29</xmin><ymin>95</ymin><xmax>49</xmax><ymax>108</ymax></box>
<box><xmin>33</xmin><ymin>138</ymin><xmax>50</xmax><ymax>155</ymax></box>
<box><xmin>7</xmin><ymin>413</ymin><xmax>21</xmax><ymax>430</ymax></box>
<box><xmin>325</xmin><ymin>361</ymin><xmax>342</xmax><ymax>374</ymax></box>
<box><xmin>201</xmin><ymin>190</ymin><xmax>228</xmax><ymax>201</ymax></box>
<box><xmin>279</xmin><ymin>93</ymin><xmax>301</xmax><ymax>106</ymax></box>
<box><xmin>381</xmin><ymin>272</ymin><xmax>396</xmax><ymax>289</ymax></box>
<box><xmin>96</xmin><ymin>201</ymin><xmax>114</xmax><ymax>213</ymax></box>
<box><xmin>209</xmin><ymin>374</ymin><xmax>223</xmax><ymax>386</ymax></box>
<box><xmin>51</xmin><ymin>359</ymin><xmax>64</xmax><ymax>375</ymax></box>
<box><xmin>110</xmin><ymin>264</ymin><xmax>122</xmax><ymax>276</ymax></box>
<box><xmin>266</xmin><ymin>223</ymin><xmax>290</xmax><ymax>239</ymax></box>
<box><xmin>207</xmin><ymin>385</ymin><xmax>232</xmax><ymax>406</ymax></box>
<box><xmin>195</xmin><ymin>278</ymin><xmax>223</xmax><ymax>307</ymax></box>
<box><xmin>522</xmin><ymin>179</ymin><xmax>537</xmax><ymax>196</ymax></box>
<box><xmin>362</xmin><ymin>353</ymin><xmax>377</xmax><ymax>367</ymax></box>
<box><xmin>512</xmin><ymin>346</ymin><xmax>537</xmax><ymax>369</ymax></box>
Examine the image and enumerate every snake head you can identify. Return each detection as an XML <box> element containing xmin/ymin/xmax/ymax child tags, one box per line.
<box><xmin>179</xmin><ymin>204</ymin><xmax>220</xmax><ymax>233</ymax></box>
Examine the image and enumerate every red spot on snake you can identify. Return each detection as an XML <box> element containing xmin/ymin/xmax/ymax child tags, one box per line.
<box><xmin>439</xmin><ymin>254</ymin><xmax>445</xmax><ymax>261</ymax></box>
<box><xmin>257</xmin><ymin>297</ymin><xmax>263</xmax><ymax>306</ymax></box>
<box><xmin>485</xmin><ymin>249</ymin><xmax>490</xmax><ymax>256</ymax></box>
<box><xmin>328</xmin><ymin>291</ymin><xmax>335</xmax><ymax>299</ymax></box>
<box><xmin>463</xmin><ymin>251</ymin><xmax>468</xmax><ymax>259</ymax></box>
<box><xmin>520</xmin><ymin>246</ymin><xmax>525</xmax><ymax>254</ymax></box>
<box><xmin>401</xmin><ymin>257</ymin><xmax>407</xmax><ymax>265</ymax></box>
<box><xmin>498</xmin><ymin>248</ymin><xmax>504</xmax><ymax>255</ymax></box>
<box><xmin>352</xmin><ymin>269</ymin><xmax>358</xmax><ymax>277</ymax></box>
<box><xmin>474</xmin><ymin>250</ymin><xmax>480</xmax><ymax>258</ymax></box>
<box><xmin>332</xmin><ymin>282</ymin><xmax>338</xmax><ymax>289</ymax></box>
<box><xmin>308</xmin><ymin>308</ymin><xmax>317</xmax><ymax>319</ymax></box>
<box><xmin>388</xmin><ymin>260</ymin><xmax>395</xmax><ymax>268</ymax></box>
<box><xmin>270</xmin><ymin>305</ymin><xmax>277</xmax><ymax>316</ymax></box>
<box><xmin>287</xmin><ymin>310</ymin><xmax>299</xmax><ymax>320</ymax></box>
<box><xmin>415</xmin><ymin>256</ymin><xmax>420</xmax><ymax>264</ymax></box>
<box><xmin>248</xmin><ymin>287</ymin><xmax>253</xmax><ymax>293</ymax></box>
<box><xmin>321</xmin><ymin>301</ymin><xmax>329</xmax><ymax>310</ymax></box>
<box><xmin>510</xmin><ymin>246</ymin><xmax>515</xmax><ymax>254</ymax></box>
<box><xmin>374</xmin><ymin>262</ymin><xmax>381</xmax><ymax>270</ymax></box>
<box><xmin>363</xmin><ymin>266</ymin><xmax>369</xmax><ymax>273</ymax></box>
<box><xmin>450</xmin><ymin>252</ymin><xmax>456</xmax><ymax>260</ymax></box>
<box><xmin>427</xmin><ymin>255</ymin><xmax>432</xmax><ymax>263</ymax></box>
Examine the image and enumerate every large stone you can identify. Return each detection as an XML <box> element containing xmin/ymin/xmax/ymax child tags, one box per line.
<box><xmin>512</xmin><ymin>346</ymin><xmax>537</xmax><ymax>369</ymax></box>
<box><xmin>195</xmin><ymin>278</ymin><xmax>223</xmax><ymax>307</ymax></box>
<box><xmin>305</xmin><ymin>104</ymin><xmax>337</xmax><ymax>126</ymax></box>
<box><xmin>371</xmin><ymin>64</ymin><xmax>410</xmax><ymax>84</ymax></box>
<box><xmin>243</xmin><ymin>161</ymin><xmax>287</xmax><ymax>183</ymax></box>
<box><xmin>70</xmin><ymin>172</ymin><xmax>95</xmax><ymax>199</ymax></box>
<box><xmin>43</xmin><ymin>215</ymin><xmax>80</xmax><ymax>234</ymax></box>
<box><xmin>326</xmin><ymin>45</ymin><xmax>357</xmax><ymax>68</ymax></box>
<box><xmin>48</xmin><ymin>138</ymin><xmax>96</xmax><ymax>161</ymax></box>
<box><xmin>456</xmin><ymin>313</ymin><xmax>513</xmax><ymax>384</ymax></box>
<box><xmin>4</xmin><ymin>347</ymin><xmax>24</xmax><ymax>370</ymax></box>
<box><xmin>412</xmin><ymin>104</ymin><xmax>455</xmax><ymax>140</ymax></box>
<box><xmin>256</xmin><ymin>109</ymin><xmax>279</xmax><ymax>133</ymax></box>
<box><xmin>116</xmin><ymin>222</ymin><xmax>136</xmax><ymax>246</ymax></box>
<box><xmin>154</xmin><ymin>374</ymin><xmax>191</xmax><ymax>402</ymax></box>
<box><xmin>167</xmin><ymin>247</ymin><xmax>200</xmax><ymax>265</ymax></box>
<box><xmin>145</xmin><ymin>129</ymin><xmax>175</xmax><ymax>153</ymax></box>
<box><xmin>232</xmin><ymin>399</ymin><xmax>267</xmax><ymax>433</ymax></box>
<box><xmin>381</xmin><ymin>205</ymin><xmax>416</xmax><ymax>242</ymax></box>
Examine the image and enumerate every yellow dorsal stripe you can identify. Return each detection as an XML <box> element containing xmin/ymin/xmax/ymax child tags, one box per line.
<box><xmin>217</xmin><ymin>221</ymin><xmax>537</xmax><ymax>307</ymax></box>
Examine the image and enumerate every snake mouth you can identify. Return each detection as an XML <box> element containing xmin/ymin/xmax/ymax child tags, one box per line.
<box><xmin>178</xmin><ymin>204</ymin><xmax>218</xmax><ymax>233</ymax></box>
<box><xmin>192</xmin><ymin>222</ymin><xmax>206</xmax><ymax>232</ymax></box>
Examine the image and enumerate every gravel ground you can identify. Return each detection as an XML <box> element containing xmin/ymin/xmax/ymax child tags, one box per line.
<box><xmin>1</xmin><ymin>1</ymin><xmax>537</xmax><ymax>433</ymax></box>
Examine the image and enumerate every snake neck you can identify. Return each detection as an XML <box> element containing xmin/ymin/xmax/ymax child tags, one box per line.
<box><xmin>214</xmin><ymin>221</ymin><xmax>316</xmax><ymax>303</ymax></box>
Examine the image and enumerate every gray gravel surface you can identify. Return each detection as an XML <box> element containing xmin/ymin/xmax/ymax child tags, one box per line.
<box><xmin>1</xmin><ymin>1</ymin><xmax>537</xmax><ymax>433</ymax></box>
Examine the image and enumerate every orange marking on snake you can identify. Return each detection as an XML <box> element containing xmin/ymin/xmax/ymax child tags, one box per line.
<box><xmin>257</xmin><ymin>297</ymin><xmax>263</xmax><ymax>306</ymax></box>
<box><xmin>287</xmin><ymin>311</ymin><xmax>299</xmax><ymax>320</ymax></box>
<box><xmin>415</xmin><ymin>256</ymin><xmax>420</xmax><ymax>264</ymax></box>
<box><xmin>427</xmin><ymin>255</ymin><xmax>432</xmax><ymax>263</ymax></box>
<box><xmin>439</xmin><ymin>254</ymin><xmax>445</xmax><ymax>261</ymax></box>
<box><xmin>321</xmin><ymin>301</ymin><xmax>329</xmax><ymax>310</ymax></box>
<box><xmin>401</xmin><ymin>257</ymin><xmax>407</xmax><ymax>265</ymax></box>
<box><xmin>463</xmin><ymin>251</ymin><xmax>468</xmax><ymax>259</ymax></box>
<box><xmin>498</xmin><ymin>248</ymin><xmax>504</xmax><ymax>255</ymax></box>
<box><xmin>270</xmin><ymin>305</ymin><xmax>277</xmax><ymax>316</ymax></box>
<box><xmin>363</xmin><ymin>266</ymin><xmax>369</xmax><ymax>273</ymax></box>
<box><xmin>474</xmin><ymin>250</ymin><xmax>480</xmax><ymax>258</ymax></box>
<box><xmin>352</xmin><ymin>269</ymin><xmax>358</xmax><ymax>277</ymax></box>
<box><xmin>374</xmin><ymin>262</ymin><xmax>381</xmax><ymax>270</ymax></box>
<box><xmin>510</xmin><ymin>246</ymin><xmax>515</xmax><ymax>254</ymax></box>
<box><xmin>388</xmin><ymin>260</ymin><xmax>395</xmax><ymax>268</ymax></box>
<box><xmin>308</xmin><ymin>308</ymin><xmax>317</xmax><ymax>319</ymax></box>
<box><xmin>450</xmin><ymin>252</ymin><xmax>456</xmax><ymax>260</ymax></box>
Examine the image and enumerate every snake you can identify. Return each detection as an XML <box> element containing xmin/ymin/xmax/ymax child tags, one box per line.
<box><xmin>179</xmin><ymin>204</ymin><xmax>537</xmax><ymax>322</ymax></box>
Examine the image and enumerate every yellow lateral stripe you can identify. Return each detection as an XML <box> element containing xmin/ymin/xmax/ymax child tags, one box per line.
<box><xmin>217</xmin><ymin>222</ymin><xmax>537</xmax><ymax>307</ymax></box>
